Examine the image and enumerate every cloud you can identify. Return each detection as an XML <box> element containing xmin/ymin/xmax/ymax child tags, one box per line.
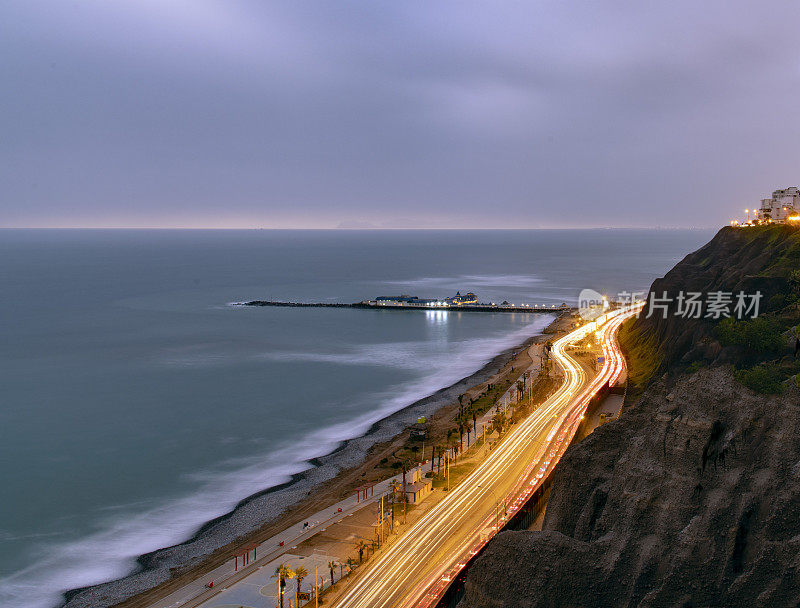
<box><xmin>2</xmin><ymin>1</ymin><xmax>799</xmax><ymax>228</ymax></box>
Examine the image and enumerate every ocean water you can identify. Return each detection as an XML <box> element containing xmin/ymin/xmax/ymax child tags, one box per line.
<box><xmin>0</xmin><ymin>229</ymin><xmax>714</xmax><ymax>607</ymax></box>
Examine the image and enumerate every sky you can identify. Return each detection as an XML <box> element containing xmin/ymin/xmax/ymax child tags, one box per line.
<box><xmin>1</xmin><ymin>1</ymin><xmax>799</xmax><ymax>229</ymax></box>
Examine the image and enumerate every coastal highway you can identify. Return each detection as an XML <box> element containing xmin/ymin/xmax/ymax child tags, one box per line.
<box><xmin>332</xmin><ymin>306</ymin><xmax>638</xmax><ymax>608</ymax></box>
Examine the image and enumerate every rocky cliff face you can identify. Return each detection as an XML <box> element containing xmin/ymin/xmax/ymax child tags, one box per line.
<box><xmin>624</xmin><ymin>225</ymin><xmax>799</xmax><ymax>369</ymax></box>
<box><xmin>458</xmin><ymin>226</ymin><xmax>800</xmax><ymax>608</ymax></box>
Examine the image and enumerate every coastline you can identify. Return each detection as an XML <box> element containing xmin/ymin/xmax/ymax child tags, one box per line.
<box><xmin>63</xmin><ymin>313</ymin><xmax>562</xmax><ymax>608</ymax></box>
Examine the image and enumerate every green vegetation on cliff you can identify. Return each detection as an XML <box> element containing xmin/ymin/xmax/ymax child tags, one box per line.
<box><xmin>626</xmin><ymin>225</ymin><xmax>800</xmax><ymax>394</ymax></box>
<box><xmin>734</xmin><ymin>364</ymin><xmax>785</xmax><ymax>394</ymax></box>
<box><xmin>618</xmin><ymin>317</ymin><xmax>661</xmax><ymax>390</ymax></box>
<box><xmin>715</xmin><ymin>317</ymin><xmax>785</xmax><ymax>353</ymax></box>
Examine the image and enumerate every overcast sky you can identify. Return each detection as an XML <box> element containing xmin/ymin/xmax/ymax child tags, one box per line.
<box><xmin>2</xmin><ymin>1</ymin><xmax>799</xmax><ymax>228</ymax></box>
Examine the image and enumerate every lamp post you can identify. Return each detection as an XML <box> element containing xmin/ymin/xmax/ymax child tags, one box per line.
<box><xmin>446</xmin><ymin>451</ymin><xmax>450</xmax><ymax>491</ymax></box>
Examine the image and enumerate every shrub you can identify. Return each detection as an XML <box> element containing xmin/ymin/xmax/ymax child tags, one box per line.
<box><xmin>735</xmin><ymin>365</ymin><xmax>784</xmax><ymax>394</ymax></box>
<box><xmin>715</xmin><ymin>317</ymin><xmax>785</xmax><ymax>353</ymax></box>
<box><xmin>769</xmin><ymin>293</ymin><xmax>787</xmax><ymax>311</ymax></box>
<box><xmin>686</xmin><ymin>360</ymin><xmax>706</xmax><ymax>374</ymax></box>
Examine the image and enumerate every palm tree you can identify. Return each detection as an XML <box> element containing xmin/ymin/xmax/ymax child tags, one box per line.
<box><xmin>355</xmin><ymin>540</ymin><xmax>367</xmax><ymax>564</ymax></box>
<box><xmin>271</xmin><ymin>563</ymin><xmax>295</xmax><ymax>608</ymax></box>
<box><xmin>472</xmin><ymin>411</ymin><xmax>477</xmax><ymax>437</ymax></box>
<box><xmin>294</xmin><ymin>565</ymin><xmax>308</xmax><ymax>606</ymax></box>
<box><xmin>328</xmin><ymin>560</ymin><xmax>337</xmax><ymax>587</ymax></box>
<box><xmin>345</xmin><ymin>556</ymin><xmax>357</xmax><ymax>576</ymax></box>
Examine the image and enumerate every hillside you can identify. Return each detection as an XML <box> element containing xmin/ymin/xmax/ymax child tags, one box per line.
<box><xmin>622</xmin><ymin>225</ymin><xmax>800</xmax><ymax>385</ymax></box>
<box><xmin>458</xmin><ymin>226</ymin><xmax>800</xmax><ymax>608</ymax></box>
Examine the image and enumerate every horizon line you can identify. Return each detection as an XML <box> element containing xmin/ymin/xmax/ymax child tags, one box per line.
<box><xmin>0</xmin><ymin>225</ymin><xmax>719</xmax><ymax>231</ymax></box>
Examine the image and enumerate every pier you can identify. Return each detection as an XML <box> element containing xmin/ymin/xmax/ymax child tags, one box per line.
<box><xmin>237</xmin><ymin>300</ymin><xmax>569</xmax><ymax>313</ymax></box>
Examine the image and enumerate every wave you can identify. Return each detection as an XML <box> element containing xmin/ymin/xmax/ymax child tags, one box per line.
<box><xmin>256</xmin><ymin>340</ymin><xmax>479</xmax><ymax>372</ymax></box>
<box><xmin>383</xmin><ymin>273</ymin><xmax>543</xmax><ymax>290</ymax></box>
<box><xmin>0</xmin><ymin>314</ymin><xmax>554</xmax><ymax>608</ymax></box>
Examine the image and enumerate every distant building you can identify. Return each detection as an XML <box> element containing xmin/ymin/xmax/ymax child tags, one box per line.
<box><xmin>373</xmin><ymin>294</ymin><xmax>449</xmax><ymax>307</ymax></box>
<box><xmin>756</xmin><ymin>187</ymin><xmax>800</xmax><ymax>223</ymax></box>
<box><xmin>447</xmin><ymin>291</ymin><xmax>478</xmax><ymax>306</ymax></box>
<box><xmin>374</xmin><ymin>295</ymin><xmax>418</xmax><ymax>306</ymax></box>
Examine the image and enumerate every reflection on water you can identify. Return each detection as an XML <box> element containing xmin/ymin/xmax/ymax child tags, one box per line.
<box><xmin>425</xmin><ymin>309</ymin><xmax>449</xmax><ymax>325</ymax></box>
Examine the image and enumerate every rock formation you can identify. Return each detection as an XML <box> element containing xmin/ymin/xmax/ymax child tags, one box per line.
<box><xmin>459</xmin><ymin>226</ymin><xmax>800</xmax><ymax>608</ymax></box>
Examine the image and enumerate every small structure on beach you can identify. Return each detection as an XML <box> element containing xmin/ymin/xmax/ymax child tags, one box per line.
<box><xmin>409</xmin><ymin>421</ymin><xmax>428</xmax><ymax>441</ymax></box>
<box><xmin>355</xmin><ymin>482</ymin><xmax>377</xmax><ymax>502</ymax></box>
<box><xmin>232</xmin><ymin>542</ymin><xmax>259</xmax><ymax>571</ymax></box>
<box><xmin>404</xmin><ymin>467</ymin><xmax>433</xmax><ymax>504</ymax></box>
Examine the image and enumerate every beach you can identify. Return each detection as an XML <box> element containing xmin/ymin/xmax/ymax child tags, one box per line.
<box><xmin>63</xmin><ymin>314</ymin><xmax>564</xmax><ymax>608</ymax></box>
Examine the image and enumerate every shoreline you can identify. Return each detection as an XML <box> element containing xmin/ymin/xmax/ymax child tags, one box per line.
<box><xmin>63</xmin><ymin>313</ymin><xmax>562</xmax><ymax>608</ymax></box>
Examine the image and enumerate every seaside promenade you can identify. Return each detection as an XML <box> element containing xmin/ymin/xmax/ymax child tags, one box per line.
<box><xmin>143</xmin><ymin>341</ymin><xmax>547</xmax><ymax>608</ymax></box>
<box><xmin>148</xmin><ymin>387</ymin><xmax>524</xmax><ymax>608</ymax></box>
<box><xmin>146</xmin><ymin>471</ymin><xmax>404</xmax><ymax>608</ymax></box>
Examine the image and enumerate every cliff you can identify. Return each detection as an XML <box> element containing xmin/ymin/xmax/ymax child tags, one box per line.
<box><xmin>622</xmin><ymin>225</ymin><xmax>800</xmax><ymax>375</ymax></box>
<box><xmin>458</xmin><ymin>226</ymin><xmax>800</xmax><ymax>608</ymax></box>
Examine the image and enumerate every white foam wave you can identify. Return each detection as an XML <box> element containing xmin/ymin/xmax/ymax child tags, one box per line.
<box><xmin>383</xmin><ymin>273</ymin><xmax>542</xmax><ymax>290</ymax></box>
<box><xmin>0</xmin><ymin>315</ymin><xmax>553</xmax><ymax>608</ymax></box>
<box><xmin>256</xmin><ymin>342</ymin><xmax>458</xmax><ymax>372</ymax></box>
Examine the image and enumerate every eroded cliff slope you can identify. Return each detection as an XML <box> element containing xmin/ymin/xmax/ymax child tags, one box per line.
<box><xmin>459</xmin><ymin>226</ymin><xmax>800</xmax><ymax>608</ymax></box>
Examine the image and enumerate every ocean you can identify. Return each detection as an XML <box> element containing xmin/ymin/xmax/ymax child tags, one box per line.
<box><xmin>0</xmin><ymin>228</ymin><xmax>713</xmax><ymax>607</ymax></box>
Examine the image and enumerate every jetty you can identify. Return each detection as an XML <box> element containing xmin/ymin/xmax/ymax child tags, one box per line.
<box><xmin>237</xmin><ymin>292</ymin><xmax>569</xmax><ymax>313</ymax></box>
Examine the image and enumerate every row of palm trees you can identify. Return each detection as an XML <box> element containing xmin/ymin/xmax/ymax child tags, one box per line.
<box><xmin>435</xmin><ymin>384</ymin><xmax>524</xmax><ymax>472</ymax></box>
<box><xmin>272</xmin><ymin>543</ymin><xmax>372</xmax><ymax>608</ymax></box>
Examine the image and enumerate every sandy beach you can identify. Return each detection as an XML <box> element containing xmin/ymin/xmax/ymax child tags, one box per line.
<box><xmin>63</xmin><ymin>313</ymin><xmax>568</xmax><ymax>608</ymax></box>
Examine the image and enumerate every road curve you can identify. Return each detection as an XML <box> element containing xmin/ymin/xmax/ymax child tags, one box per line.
<box><xmin>333</xmin><ymin>306</ymin><xmax>639</xmax><ymax>608</ymax></box>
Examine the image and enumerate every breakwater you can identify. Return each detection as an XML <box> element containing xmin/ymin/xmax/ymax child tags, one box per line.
<box><xmin>236</xmin><ymin>301</ymin><xmax>569</xmax><ymax>313</ymax></box>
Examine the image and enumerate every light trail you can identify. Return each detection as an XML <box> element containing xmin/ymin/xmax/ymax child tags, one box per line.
<box><xmin>333</xmin><ymin>305</ymin><xmax>640</xmax><ymax>608</ymax></box>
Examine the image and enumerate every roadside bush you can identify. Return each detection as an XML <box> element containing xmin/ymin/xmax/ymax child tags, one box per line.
<box><xmin>735</xmin><ymin>365</ymin><xmax>784</xmax><ymax>394</ymax></box>
<box><xmin>715</xmin><ymin>317</ymin><xmax>785</xmax><ymax>353</ymax></box>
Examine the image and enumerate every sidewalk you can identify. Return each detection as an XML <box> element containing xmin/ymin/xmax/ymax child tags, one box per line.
<box><xmin>151</xmin><ymin>468</ymin><xmax>411</xmax><ymax>608</ymax></box>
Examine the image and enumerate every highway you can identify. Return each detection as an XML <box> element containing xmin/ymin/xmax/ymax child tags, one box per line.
<box><xmin>332</xmin><ymin>306</ymin><xmax>638</xmax><ymax>608</ymax></box>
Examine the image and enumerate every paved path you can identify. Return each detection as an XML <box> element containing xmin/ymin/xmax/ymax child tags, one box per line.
<box><xmin>149</xmin><ymin>469</ymin><xmax>412</xmax><ymax>608</ymax></box>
